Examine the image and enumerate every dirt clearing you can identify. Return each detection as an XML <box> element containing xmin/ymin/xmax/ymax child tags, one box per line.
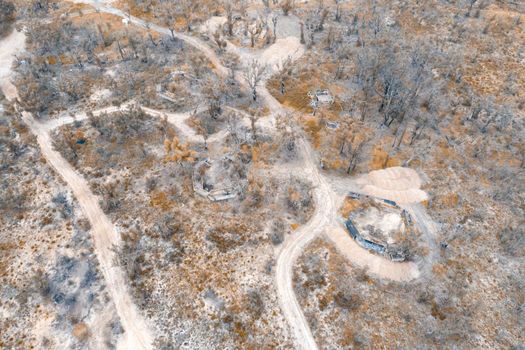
<box><xmin>358</xmin><ymin>166</ymin><xmax>428</xmax><ymax>204</ymax></box>
<box><xmin>325</xmin><ymin>227</ymin><xmax>420</xmax><ymax>282</ymax></box>
<box><xmin>0</xmin><ymin>29</ymin><xmax>25</xmax><ymax>100</ymax></box>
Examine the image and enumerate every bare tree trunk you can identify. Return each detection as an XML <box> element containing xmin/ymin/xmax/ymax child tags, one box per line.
<box><xmin>335</xmin><ymin>4</ymin><xmax>341</xmax><ymax>22</ymax></box>
<box><xmin>467</xmin><ymin>0</ymin><xmax>478</xmax><ymax>16</ymax></box>
<box><xmin>334</xmin><ymin>65</ymin><xmax>344</xmax><ymax>80</ymax></box>
<box><xmin>360</xmin><ymin>100</ymin><xmax>367</xmax><ymax>121</ymax></box>
<box><xmin>281</xmin><ymin>0</ymin><xmax>294</xmax><ymax>15</ymax></box>
<box><xmin>117</xmin><ymin>40</ymin><xmax>125</xmax><ymax>60</ymax></box>
<box><xmin>339</xmin><ymin>138</ymin><xmax>346</xmax><ymax>155</ymax></box>
<box><xmin>383</xmin><ymin>154</ymin><xmax>390</xmax><ymax>168</ymax></box>
<box><xmin>308</xmin><ymin>28</ymin><xmax>314</xmax><ymax>48</ymax></box>
<box><xmin>227</xmin><ymin>18</ymin><xmax>234</xmax><ymax>36</ymax></box>
<box><xmin>76</xmin><ymin>56</ymin><xmax>83</xmax><ymax>69</ymax></box>
<box><xmin>148</xmin><ymin>32</ymin><xmax>157</xmax><ymax>46</ymax></box>
<box><xmin>396</xmin><ymin>125</ymin><xmax>407</xmax><ymax>149</ymax></box>
<box><xmin>346</xmin><ymin>140</ymin><xmax>365</xmax><ymax>174</ymax></box>
<box><xmin>244</xmin><ymin>59</ymin><xmax>266</xmax><ymax>102</ymax></box>
<box><xmin>97</xmin><ymin>24</ymin><xmax>107</xmax><ymax>46</ymax></box>
<box><xmin>272</xmin><ymin>16</ymin><xmax>278</xmax><ymax>43</ymax></box>
<box><xmin>409</xmin><ymin>124</ymin><xmax>425</xmax><ymax>145</ymax></box>
<box><xmin>319</xmin><ymin>9</ymin><xmax>328</xmax><ymax>31</ymax></box>
<box><xmin>250</xmin><ymin>114</ymin><xmax>258</xmax><ymax>141</ymax></box>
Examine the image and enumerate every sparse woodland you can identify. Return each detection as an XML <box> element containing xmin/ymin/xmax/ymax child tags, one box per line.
<box><xmin>1</xmin><ymin>0</ymin><xmax>524</xmax><ymax>348</ymax></box>
<box><xmin>284</xmin><ymin>0</ymin><xmax>524</xmax><ymax>348</ymax></box>
<box><xmin>51</xmin><ymin>103</ymin><xmax>313</xmax><ymax>347</ymax></box>
<box><xmin>0</xmin><ymin>0</ymin><xmax>16</xmax><ymax>37</ymax></box>
<box><xmin>0</xmin><ymin>102</ymin><xmax>120</xmax><ymax>348</ymax></box>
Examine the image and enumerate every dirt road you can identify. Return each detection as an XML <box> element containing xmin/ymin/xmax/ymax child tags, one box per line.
<box><xmin>275</xmin><ymin>137</ymin><xmax>339</xmax><ymax>350</ymax></box>
<box><xmin>0</xmin><ymin>30</ymin><xmax>153</xmax><ymax>350</ymax></box>
<box><xmin>64</xmin><ymin>4</ymin><xmax>426</xmax><ymax>348</ymax></box>
<box><xmin>44</xmin><ymin>104</ymin><xmax>227</xmax><ymax>144</ymax></box>
<box><xmin>21</xmin><ymin>113</ymin><xmax>154</xmax><ymax>350</ymax></box>
<box><xmin>28</xmin><ymin>4</ymin><xmax>437</xmax><ymax>349</ymax></box>
<box><xmin>401</xmin><ymin>203</ymin><xmax>440</xmax><ymax>277</ymax></box>
<box><xmin>253</xmin><ymin>83</ymin><xmax>326</xmax><ymax>349</ymax></box>
<box><xmin>71</xmin><ymin>0</ymin><xmax>228</xmax><ymax>77</ymax></box>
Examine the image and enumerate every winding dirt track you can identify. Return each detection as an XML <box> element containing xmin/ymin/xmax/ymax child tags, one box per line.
<box><xmin>0</xmin><ymin>31</ymin><xmax>153</xmax><ymax>350</ymax></box>
<box><xmin>275</xmin><ymin>138</ymin><xmax>337</xmax><ymax>350</ymax></box>
<box><xmin>21</xmin><ymin>113</ymin><xmax>154</xmax><ymax>350</ymax></box>
<box><xmin>10</xmin><ymin>3</ymin><xmax>437</xmax><ymax>349</ymax></box>
<box><xmin>258</xmin><ymin>87</ymin><xmax>329</xmax><ymax>350</ymax></box>
<box><xmin>401</xmin><ymin>203</ymin><xmax>440</xmax><ymax>276</ymax></box>
<box><xmin>72</xmin><ymin>0</ymin><xmax>228</xmax><ymax>76</ymax></box>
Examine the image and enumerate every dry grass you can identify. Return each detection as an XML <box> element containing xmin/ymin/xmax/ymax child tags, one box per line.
<box><xmin>251</xmin><ymin>141</ymin><xmax>278</xmax><ymax>164</ymax></box>
<box><xmin>463</xmin><ymin>58</ymin><xmax>525</xmax><ymax>98</ymax></box>
<box><xmin>72</xmin><ymin>323</ymin><xmax>90</xmax><ymax>341</ymax></box>
<box><xmin>369</xmin><ymin>144</ymin><xmax>402</xmax><ymax>170</ymax></box>
<box><xmin>113</xmin><ymin>0</ymin><xmax>221</xmax><ymax>31</ymax></box>
<box><xmin>59</xmin><ymin>1</ymin><xmax>93</xmax><ymax>16</ymax></box>
<box><xmin>149</xmin><ymin>191</ymin><xmax>175</xmax><ymax>211</ymax></box>
<box><xmin>267</xmin><ymin>57</ymin><xmax>344</xmax><ymax>113</ymax></box>
<box><xmin>267</xmin><ymin>77</ymin><xmax>313</xmax><ymax>112</ymax></box>
<box><xmin>300</xmin><ymin>115</ymin><xmax>323</xmax><ymax>149</ymax></box>
<box><xmin>430</xmin><ymin>192</ymin><xmax>459</xmax><ymax>210</ymax></box>
<box><xmin>113</xmin><ymin>0</ymin><xmax>156</xmax><ymax>20</ymax></box>
<box><xmin>339</xmin><ymin>197</ymin><xmax>361</xmax><ymax>218</ymax></box>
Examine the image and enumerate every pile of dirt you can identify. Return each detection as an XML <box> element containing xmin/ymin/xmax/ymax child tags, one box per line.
<box><xmin>359</xmin><ymin>167</ymin><xmax>428</xmax><ymax>204</ymax></box>
<box><xmin>260</xmin><ymin>36</ymin><xmax>304</xmax><ymax>72</ymax></box>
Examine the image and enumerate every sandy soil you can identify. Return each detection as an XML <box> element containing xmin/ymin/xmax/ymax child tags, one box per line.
<box><xmin>401</xmin><ymin>202</ymin><xmax>441</xmax><ymax>277</ymax></box>
<box><xmin>0</xmin><ymin>29</ymin><xmax>25</xmax><ymax>100</ymax></box>
<box><xmin>18</xmin><ymin>4</ymin><xmax>439</xmax><ymax>349</ymax></box>
<box><xmin>274</xmin><ymin>14</ymin><xmax>302</xmax><ymax>38</ymax></box>
<box><xmin>261</xmin><ymin>36</ymin><xmax>304</xmax><ymax>72</ymax></box>
<box><xmin>90</xmin><ymin>88</ymin><xmax>113</xmax><ymax>102</ymax></box>
<box><xmin>0</xmin><ymin>30</ymin><xmax>153</xmax><ymax>350</ymax></box>
<box><xmin>200</xmin><ymin>12</ymin><xmax>303</xmax><ymax>74</ymax></box>
<box><xmin>46</xmin><ymin>103</ymin><xmax>275</xmax><ymax>147</ymax></box>
<box><xmin>358</xmin><ymin>166</ymin><xmax>429</xmax><ymax>203</ymax></box>
<box><xmin>274</xmin><ymin>137</ymin><xmax>337</xmax><ymax>350</ymax></box>
<box><xmin>21</xmin><ymin>112</ymin><xmax>154</xmax><ymax>350</ymax></box>
<box><xmin>140</xmin><ymin>105</ymin><xmax>209</xmax><ymax>143</ymax></box>
<box><xmin>225</xmin><ymin>34</ymin><xmax>304</xmax><ymax>75</ymax></box>
<box><xmin>44</xmin><ymin>103</ymin><xmax>132</xmax><ymax>131</ymax></box>
<box><xmin>325</xmin><ymin>227</ymin><xmax>420</xmax><ymax>281</ymax></box>
<box><xmin>199</xmin><ymin>16</ymin><xmax>227</xmax><ymax>34</ymax></box>
<box><xmin>71</xmin><ymin>0</ymin><xmax>115</xmax><ymax>4</ymax></box>
<box><xmin>352</xmin><ymin>206</ymin><xmax>405</xmax><ymax>242</ymax></box>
